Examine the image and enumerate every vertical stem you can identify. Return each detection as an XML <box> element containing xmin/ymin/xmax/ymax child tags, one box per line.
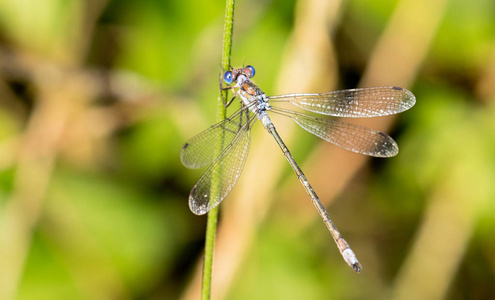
<box><xmin>201</xmin><ymin>206</ymin><xmax>218</xmax><ymax>300</ymax></box>
<box><xmin>201</xmin><ymin>1</ymin><xmax>235</xmax><ymax>299</ymax></box>
<box><xmin>219</xmin><ymin>0</ymin><xmax>235</xmax><ymax>119</ymax></box>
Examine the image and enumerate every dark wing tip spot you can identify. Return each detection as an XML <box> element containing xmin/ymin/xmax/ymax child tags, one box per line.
<box><xmin>182</xmin><ymin>143</ymin><xmax>189</xmax><ymax>150</ymax></box>
<box><xmin>377</xmin><ymin>131</ymin><xmax>388</xmax><ymax>138</ymax></box>
<box><xmin>392</xmin><ymin>86</ymin><xmax>403</xmax><ymax>90</ymax></box>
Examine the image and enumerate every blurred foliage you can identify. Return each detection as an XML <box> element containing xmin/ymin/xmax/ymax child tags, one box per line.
<box><xmin>0</xmin><ymin>0</ymin><xmax>494</xmax><ymax>299</ymax></box>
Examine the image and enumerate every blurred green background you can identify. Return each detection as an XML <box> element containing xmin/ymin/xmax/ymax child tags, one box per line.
<box><xmin>0</xmin><ymin>0</ymin><xmax>494</xmax><ymax>299</ymax></box>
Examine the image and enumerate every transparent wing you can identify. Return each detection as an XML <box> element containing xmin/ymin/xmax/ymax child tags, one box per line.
<box><xmin>181</xmin><ymin>108</ymin><xmax>253</xmax><ymax>169</ymax></box>
<box><xmin>269</xmin><ymin>86</ymin><xmax>415</xmax><ymax>118</ymax></box>
<box><xmin>188</xmin><ymin>122</ymin><xmax>252</xmax><ymax>215</ymax></box>
<box><xmin>272</xmin><ymin>108</ymin><xmax>398</xmax><ymax>157</ymax></box>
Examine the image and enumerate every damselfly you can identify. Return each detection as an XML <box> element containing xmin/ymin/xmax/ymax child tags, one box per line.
<box><xmin>181</xmin><ymin>65</ymin><xmax>415</xmax><ymax>272</ymax></box>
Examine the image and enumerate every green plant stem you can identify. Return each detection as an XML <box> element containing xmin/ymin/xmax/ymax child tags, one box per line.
<box><xmin>201</xmin><ymin>1</ymin><xmax>235</xmax><ymax>299</ymax></box>
<box><xmin>219</xmin><ymin>0</ymin><xmax>235</xmax><ymax>119</ymax></box>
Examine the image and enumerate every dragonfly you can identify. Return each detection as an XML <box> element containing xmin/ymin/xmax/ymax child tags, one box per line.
<box><xmin>180</xmin><ymin>65</ymin><xmax>415</xmax><ymax>272</ymax></box>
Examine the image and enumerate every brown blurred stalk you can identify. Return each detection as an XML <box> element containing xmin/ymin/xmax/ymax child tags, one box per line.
<box><xmin>0</xmin><ymin>68</ymin><xmax>69</xmax><ymax>299</ymax></box>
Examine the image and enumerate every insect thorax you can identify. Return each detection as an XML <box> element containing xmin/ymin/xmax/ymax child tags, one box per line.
<box><xmin>239</xmin><ymin>81</ymin><xmax>271</xmax><ymax>114</ymax></box>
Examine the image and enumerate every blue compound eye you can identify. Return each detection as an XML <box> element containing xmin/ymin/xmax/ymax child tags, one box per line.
<box><xmin>245</xmin><ymin>65</ymin><xmax>255</xmax><ymax>78</ymax></box>
<box><xmin>224</xmin><ymin>71</ymin><xmax>233</xmax><ymax>84</ymax></box>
